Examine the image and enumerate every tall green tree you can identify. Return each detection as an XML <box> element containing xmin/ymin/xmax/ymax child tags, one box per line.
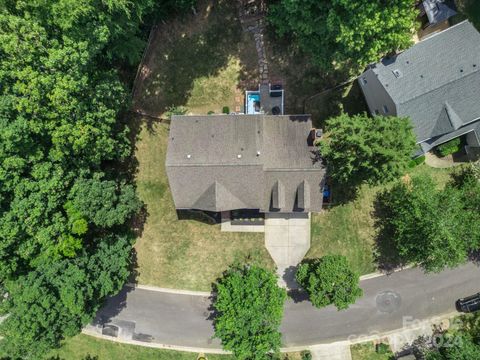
<box><xmin>0</xmin><ymin>0</ymin><xmax>194</xmax><ymax>357</ymax></box>
<box><xmin>375</xmin><ymin>174</ymin><xmax>478</xmax><ymax>272</ymax></box>
<box><xmin>268</xmin><ymin>0</ymin><xmax>417</xmax><ymax>71</ymax></box>
<box><xmin>213</xmin><ymin>265</ymin><xmax>287</xmax><ymax>360</ymax></box>
<box><xmin>296</xmin><ymin>255</ymin><xmax>363</xmax><ymax>310</ymax></box>
<box><xmin>318</xmin><ymin>113</ymin><xmax>416</xmax><ymax>187</ymax></box>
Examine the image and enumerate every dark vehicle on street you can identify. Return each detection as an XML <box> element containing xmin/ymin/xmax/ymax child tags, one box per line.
<box><xmin>456</xmin><ymin>293</ymin><xmax>480</xmax><ymax>313</ymax></box>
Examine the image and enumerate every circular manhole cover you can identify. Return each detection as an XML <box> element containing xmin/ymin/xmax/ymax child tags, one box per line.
<box><xmin>376</xmin><ymin>290</ymin><xmax>402</xmax><ymax>313</ymax></box>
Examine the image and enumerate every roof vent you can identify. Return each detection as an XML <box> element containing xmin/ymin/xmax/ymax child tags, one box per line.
<box><xmin>256</xmin><ymin>151</ymin><xmax>261</xmax><ymax>156</ymax></box>
<box><xmin>186</xmin><ymin>154</ymin><xmax>191</xmax><ymax>159</ymax></box>
<box><xmin>392</xmin><ymin>69</ymin><xmax>403</xmax><ymax>78</ymax></box>
<box><xmin>237</xmin><ymin>154</ymin><xmax>242</xmax><ymax>159</ymax></box>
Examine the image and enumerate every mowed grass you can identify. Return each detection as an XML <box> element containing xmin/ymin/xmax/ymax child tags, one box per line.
<box><xmin>47</xmin><ymin>334</ymin><xmax>305</xmax><ymax>360</ymax></box>
<box><xmin>350</xmin><ymin>342</ymin><xmax>394</xmax><ymax>360</ymax></box>
<box><xmin>47</xmin><ymin>334</ymin><xmax>231</xmax><ymax>360</ymax></box>
<box><xmin>133</xmin><ymin>121</ymin><xmax>274</xmax><ymax>291</ymax></box>
<box><xmin>308</xmin><ymin>164</ymin><xmax>456</xmax><ymax>275</ymax></box>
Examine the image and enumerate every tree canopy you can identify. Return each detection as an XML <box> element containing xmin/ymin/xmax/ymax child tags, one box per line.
<box><xmin>0</xmin><ymin>0</ymin><xmax>194</xmax><ymax>357</ymax></box>
<box><xmin>213</xmin><ymin>265</ymin><xmax>287</xmax><ymax>360</ymax></box>
<box><xmin>318</xmin><ymin>113</ymin><xmax>416</xmax><ymax>188</ymax></box>
<box><xmin>268</xmin><ymin>0</ymin><xmax>417</xmax><ymax>71</ymax></box>
<box><xmin>296</xmin><ymin>255</ymin><xmax>363</xmax><ymax>310</ymax></box>
<box><xmin>375</xmin><ymin>173</ymin><xmax>480</xmax><ymax>272</ymax></box>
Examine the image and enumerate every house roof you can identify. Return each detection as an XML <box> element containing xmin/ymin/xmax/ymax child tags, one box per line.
<box><xmin>166</xmin><ymin>114</ymin><xmax>326</xmax><ymax>213</ymax></box>
<box><xmin>370</xmin><ymin>21</ymin><xmax>480</xmax><ymax>142</ymax></box>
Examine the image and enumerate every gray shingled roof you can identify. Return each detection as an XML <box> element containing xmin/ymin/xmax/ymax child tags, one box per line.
<box><xmin>166</xmin><ymin>115</ymin><xmax>326</xmax><ymax>213</ymax></box>
<box><xmin>371</xmin><ymin>21</ymin><xmax>480</xmax><ymax>142</ymax></box>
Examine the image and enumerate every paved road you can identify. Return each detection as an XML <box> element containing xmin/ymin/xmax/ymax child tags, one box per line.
<box><xmin>91</xmin><ymin>263</ymin><xmax>480</xmax><ymax>348</ymax></box>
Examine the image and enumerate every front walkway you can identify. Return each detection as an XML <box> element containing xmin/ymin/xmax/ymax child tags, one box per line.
<box><xmin>424</xmin><ymin>151</ymin><xmax>469</xmax><ymax>168</ymax></box>
<box><xmin>264</xmin><ymin>213</ymin><xmax>310</xmax><ymax>288</ymax></box>
<box><xmin>310</xmin><ymin>342</ymin><xmax>352</xmax><ymax>360</ymax></box>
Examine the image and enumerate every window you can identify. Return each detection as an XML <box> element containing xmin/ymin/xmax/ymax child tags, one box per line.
<box><xmin>383</xmin><ymin>105</ymin><xmax>389</xmax><ymax>114</ymax></box>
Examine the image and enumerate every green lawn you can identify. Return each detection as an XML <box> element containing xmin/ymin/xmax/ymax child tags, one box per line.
<box><xmin>308</xmin><ymin>164</ymin><xmax>456</xmax><ymax>275</ymax></box>
<box><xmin>133</xmin><ymin>120</ymin><xmax>274</xmax><ymax>291</ymax></box>
<box><xmin>46</xmin><ymin>334</ymin><xmax>231</xmax><ymax>360</ymax></box>
<box><xmin>350</xmin><ymin>342</ymin><xmax>394</xmax><ymax>360</ymax></box>
<box><xmin>47</xmin><ymin>334</ymin><xmax>303</xmax><ymax>360</ymax></box>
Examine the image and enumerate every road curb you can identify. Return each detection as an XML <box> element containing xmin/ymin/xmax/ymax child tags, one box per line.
<box><xmin>82</xmin><ymin>328</ymin><xmax>230</xmax><ymax>354</ymax></box>
<box><xmin>129</xmin><ymin>266</ymin><xmax>417</xmax><ymax>297</ymax></box>
<box><xmin>126</xmin><ymin>283</ymin><xmax>211</xmax><ymax>297</ymax></box>
<box><xmin>359</xmin><ymin>265</ymin><xmax>414</xmax><ymax>281</ymax></box>
<box><xmin>83</xmin><ymin>311</ymin><xmax>459</xmax><ymax>355</ymax></box>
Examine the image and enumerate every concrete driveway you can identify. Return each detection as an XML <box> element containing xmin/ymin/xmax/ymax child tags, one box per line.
<box><xmin>264</xmin><ymin>212</ymin><xmax>310</xmax><ymax>288</ymax></box>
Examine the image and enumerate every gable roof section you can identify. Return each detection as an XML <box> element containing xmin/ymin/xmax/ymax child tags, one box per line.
<box><xmin>166</xmin><ymin>115</ymin><xmax>326</xmax><ymax>213</ymax></box>
<box><xmin>371</xmin><ymin>21</ymin><xmax>480</xmax><ymax>142</ymax></box>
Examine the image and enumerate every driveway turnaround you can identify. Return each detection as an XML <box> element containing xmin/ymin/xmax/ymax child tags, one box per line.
<box><xmin>90</xmin><ymin>263</ymin><xmax>480</xmax><ymax>349</ymax></box>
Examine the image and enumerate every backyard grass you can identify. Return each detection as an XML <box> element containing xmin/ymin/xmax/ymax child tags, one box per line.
<box><xmin>133</xmin><ymin>120</ymin><xmax>274</xmax><ymax>291</ymax></box>
<box><xmin>133</xmin><ymin>0</ymin><xmax>258</xmax><ymax>117</ymax></box>
<box><xmin>350</xmin><ymin>342</ymin><xmax>394</xmax><ymax>360</ymax></box>
<box><xmin>46</xmin><ymin>334</ymin><xmax>231</xmax><ymax>360</ymax></box>
<box><xmin>308</xmin><ymin>164</ymin><xmax>456</xmax><ymax>275</ymax></box>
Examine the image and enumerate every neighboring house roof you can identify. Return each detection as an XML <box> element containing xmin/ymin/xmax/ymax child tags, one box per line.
<box><xmin>365</xmin><ymin>21</ymin><xmax>480</xmax><ymax>146</ymax></box>
<box><xmin>166</xmin><ymin>114</ymin><xmax>326</xmax><ymax>213</ymax></box>
<box><xmin>422</xmin><ymin>0</ymin><xmax>457</xmax><ymax>25</ymax></box>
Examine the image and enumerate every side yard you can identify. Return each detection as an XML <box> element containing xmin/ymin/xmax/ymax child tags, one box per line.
<box><xmin>307</xmin><ymin>165</ymin><xmax>456</xmax><ymax>275</ymax></box>
<box><xmin>133</xmin><ymin>120</ymin><xmax>273</xmax><ymax>291</ymax></box>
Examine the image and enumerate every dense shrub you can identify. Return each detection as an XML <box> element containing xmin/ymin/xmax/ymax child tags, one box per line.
<box><xmin>301</xmin><ymin>350</ymin><xmax>313</xmax><ymax>360</ymax></box>
<box><xmin>222</xmin><ymin>106</ymin><xmax>230</xmax><ymax>114</ymax></box>
<box><xmin>296</xmin><ymin>255</ymin><xmax>363</xmax><ymax>310</ymax></box>
<box><xmin>408</xmin><ymin>155</ymin><xmax>426</xmax><ymax>168</ymax></box>
<box><xmin>164</xmin><ymin>105</ymin><xmax>188</xmax><ymax>120</ymax></box>
<box><xmin>436</xmin><ymin>137</ymin><xmax>462</xmax><ymax>157</ymax></box>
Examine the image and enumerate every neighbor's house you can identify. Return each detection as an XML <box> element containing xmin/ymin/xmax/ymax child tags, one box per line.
<box><xmin>166</xmin><ymin>115</ymin><xmax>326</xmax><ymax>215</ymax></box>
<box><xmin>359</xmin><ymin>21</ymin><xmax>480</xmax><ymax>155</ymax></box>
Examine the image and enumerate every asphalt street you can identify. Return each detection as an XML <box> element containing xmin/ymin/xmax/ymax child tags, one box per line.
<box><xmin>92</xmin><ymin>263</ymin><xmax>480</xmax><ymax>348</ymax></box>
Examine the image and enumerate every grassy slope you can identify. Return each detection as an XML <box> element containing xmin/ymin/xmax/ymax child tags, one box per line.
<box><xmin>308</xmin><ymin>164</ymin><xmax>455</xmax><ymax>275</ymax></box>
<box><xmin>133</xmin><ymin>121</ymin><xmax>273</xmax><ymax>291</ymax></box>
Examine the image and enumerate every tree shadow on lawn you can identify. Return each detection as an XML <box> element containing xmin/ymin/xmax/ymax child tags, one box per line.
<box><xmin>133</xmin><ymin>0</ymin><xmax>258</xmax><ymax>117</ymax></box>
<box><xmin>372</xmin><ymin>190</ymin><xmax>407</xmax><ymax>273</ymax></box>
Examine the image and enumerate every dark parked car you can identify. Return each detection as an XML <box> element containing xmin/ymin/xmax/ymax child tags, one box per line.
<box><xmin>456</xmin><ymin>293</ymin><xmax>480</xmax><ymax>313</ymax></box>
